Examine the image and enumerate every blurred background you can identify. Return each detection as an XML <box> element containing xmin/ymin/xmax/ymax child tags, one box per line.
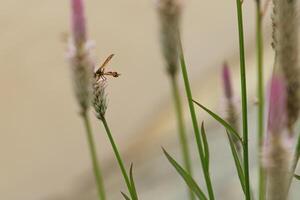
<box><xmin>1</xmin><ymin>0</ymin><xmax>299</xmax><ymax>199</ymax></box>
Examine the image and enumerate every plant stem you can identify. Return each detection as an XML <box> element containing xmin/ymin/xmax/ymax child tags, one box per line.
<box><xmin>101</xmin><ymin>117</ymin><xmax>136</xmax><ymax>199</ymax></box>
<box><xmin>286</xmin><ymin>135</ymin><xmax>300</xmax><ymax>193</ymax></box>
<box><xmin>170</xmin><ymin>75</ymin><xmax>195</xmax><ymax>200</ymax></box>
<box><xmin>235</xmin><ymin>1</ymin><xmax>251</xmax><ymax>200</ymax></box>
<box><xmin>292</xmin><ymin>136</ymin><xmax>300</xmax><ymax>176</ymax></box>
<box><xmin>82</xmin><ymin>112</ymin><xmax>106</xmax><ymax>200</ymax></box>
<box><xmin>255</xmin><ymin>1</ymin><xmax>265</xmax><ymax>200</ymax></box>
<box><xmin>178</xmin><ymin>35</ymin><xmax>215</xmax><ymax>200</ymax></box>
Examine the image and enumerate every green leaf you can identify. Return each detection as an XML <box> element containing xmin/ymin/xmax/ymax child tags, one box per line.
<box><xmin>121</xmin><ymin>192</ymin><xmax>131</xmax><ymax>200</ymax></box>
<box><xmin>193</xmin><ymin>100</ymin><xmax>243</xmax><ymax>143</ymax></box>
<box><xmin>201</xmin><ymin>122</ymin><xmax>210</xmax><ymax>167</ymax></box>
<box><xmin>129</xmin><ymin>163</ymin><xmax>138</xmax><ymax>200</ymax></box>
<box><xmin>226</xmin><ymin>130</ymin><xmax>246</xmax><ymax>193</ymax></box>
<box><xmin>162</xmin><ymin>148</ymin><xmax>208</xmax><ymax>200</ymax></box>
<box><xmin>294</xmin><ymin>174</ymin><xmax>300</xmax><ymax>180</ymax></box>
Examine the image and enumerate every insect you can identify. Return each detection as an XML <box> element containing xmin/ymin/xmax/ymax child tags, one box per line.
<box><xmin>94</xmin><ymin>54</ymin><xmax>121</xmax><ymax>82</ymax></box>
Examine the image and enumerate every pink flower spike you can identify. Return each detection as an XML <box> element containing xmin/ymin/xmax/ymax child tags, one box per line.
<box><xmin>222</xmin><ymin>62</ymin><xmax>233</xmax><ymax>100</ymax></box>
<box><xmin>71</xmin><ymin>0</ymin><xmax>87</xmax><ymax>46</ymax></box>
<box><xmin>267</xmin><ymin>75</ymin><xmax>287</xmax><ymax>135</ymax></box>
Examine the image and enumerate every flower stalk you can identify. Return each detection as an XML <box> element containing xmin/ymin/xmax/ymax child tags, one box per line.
<box><xmin>157</xmin><ymin>1</ymin><xmax>194</xmax><ymax>199</ymax></box>
<box><xmin>67</xmin><ymin>1</ymin><xmax>106</xmax><ymax>199</ymax></box>
<box><xmin>92</xmin><ymin>80</ymin><xmax>138</xmax><ymax>200</ymax></box>
<box><xmin>235</xmin><ymin>0</ymin><xmax>251</xmax><ymax>199</ymax></box>
<box><xmin>255</xmin><ymin>0</ymin><xmax>265</xmax><ymax>199</ymax></box>
<box><xmin>101</xmin><ymin>116</ymin><xmax>135</xmax><ymax>199</ymax></box>
<box><xmin>82</xmin><ymin>112</ymin><xmax>107</xmax><ymax>200</ymax></box>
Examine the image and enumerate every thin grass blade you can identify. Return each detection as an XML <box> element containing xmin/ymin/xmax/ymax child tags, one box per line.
<box><xmin>162</xmin><ymin>148</ymin><xmax>208</xmax><ymax>200</ymax></box>
<box><xmin>193</xmin><ymin>100</ymin><xmax>242</xmax><ymax>142</ymax></box>
<box><xmin>129</xmin><ymin>163</ymin><xmax>138</xmax><ymax>200</ymax></box>
<box><xmin>200</xmin><ymin>122</ymin><xmax>210</xmax><ymax>167</ymax></box>
<box><xmin>178</xmin><ymin>32</ymin><xmax>215</xmax><ymax>199</ymax></box>
<box><xmin>121</xmin><ymin>192</ymin><xmax>131</xmax><ymax>200</ymax></box>
<box><xmin>226</xmin><ymin>130</ymin><xmax>246</xmax><ymax>193</ymax></box>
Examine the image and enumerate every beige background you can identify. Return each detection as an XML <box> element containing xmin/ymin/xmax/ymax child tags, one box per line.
<box><xmin>1</xmin><ymin>0</ymin><xmax>298</xmax><ymax>199</ymax></box>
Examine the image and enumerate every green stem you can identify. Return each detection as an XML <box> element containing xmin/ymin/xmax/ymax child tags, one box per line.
<box><xmin>292</xmin><ymin>137</ymin><xmax>300</xmax><ymax>175</ymax></box>
<box><xmin>287</xmin><ymin>135</ymin><xmax>300</xmax><ymax>193</ymax></box>
<box><xmin>178</xmin><ymin>35</ymin><xmax>215</xmax><ymax>200</ymax></box>
<box><xmin>235</xmin><ymin>1</ymin><xmax>251</xmax><ymax>200</ymax></box>
<box><xmin>170</xmin><ymin>75</ymin><xmax>195</xmax><ymax>200</ymax></box>
<box><xmin>101</xmin><ymin>117</ymin><xmax>136</xmax><ymax>200</ymax></box>
<box><xmin>82</xmin><ymin>112</ymin><xmax>106</xmax><ymax>200</ymax></box>
<box><xmin>255</xmin><ymin>1</ymin><xmax>265</xmax><ymax>200</ymax></box>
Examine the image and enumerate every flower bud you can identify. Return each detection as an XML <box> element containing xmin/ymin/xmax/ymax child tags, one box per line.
<box><xmin>92</xmin><ymin>81</ymin><xmax>108</xmax><ymax>121</ymax></box>
<box><xmin>222</xmin><ymin>63</ymin><xmax>233</xmax><ymax>100</ymax></box>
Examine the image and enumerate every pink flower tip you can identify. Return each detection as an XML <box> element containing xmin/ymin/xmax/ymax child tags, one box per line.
<box><xmin>222</xmin><ymin>62</ymin><xmax>233</xmax><ymax>100</ymax></box>
<box><xmin>71</xmin><ymin>0</ymin><xmax>86</xmax><ymax>46</ymax></box>
<box><xmin>267</xmin><ymin>74</ymin><xmax>287</xmax><ymax>134</ymax></box>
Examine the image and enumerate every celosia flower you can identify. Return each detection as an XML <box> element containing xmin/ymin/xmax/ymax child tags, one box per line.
<box><xmin>222</xmin><ymin>63</ymin><xmax>233</xmax><ymax>100</ymax></box>
<box><xmin>157</xmin><ymin>0</ymin><xmax>183</xmax><ymax>76</ymax></box>
<box><xmin>272</xmin><ymin>0</ymin><xmax>299</xmax><ymax>132</ymax></box>
<box><xmin>221</xmin><ymin>63</ymin><xmax>240</xmax><ymax>151</ymax></box>
<box><xmin>92</xmin><ymin>80</ymin><xmax>107</xmax><ymax>121</ymax></box>
<box><xmin>267</xmin><ymin>75</ymin><xmax>287</xmax><ymax>135</ymax></box>
<box><xmin>67</xmin><ymin>0</ymin><xmax>94</xmax><ymax>114</ymax></box>
<box><xmin>264</xmin><ymin>74</ymin><xmax>292</xmax><ymax>200</ymax></box>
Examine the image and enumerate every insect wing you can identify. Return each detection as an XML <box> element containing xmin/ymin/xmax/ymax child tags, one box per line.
<box><xmin>94</xmin><ymin>54</ymin><xmax>115</xmax><ymax>74</ymax></box>
<box><xmin>100</xmin><ymin>54</ymin><xmax>115</xmax><ymax>69</ymax></box>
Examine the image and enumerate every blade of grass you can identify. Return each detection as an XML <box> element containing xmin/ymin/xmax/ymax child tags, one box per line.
<box><xmin>201</xmin><ymin>122</ymin><xmax>210</xmax><ymax>167</ymax></box>
<box><xmin>178</xmin><ymin>33</ymin><xmax>215</xmax><ymax>199</ymax></box>
<box><xmin>121</xmin><ymin>192</ymin><xmax>131</xmax><ymax>200</ymax></box>
<box><xmin>163</xmin><ymin>148</ymin><xmax>208</xmax><ymax>200</ymax></box>
<box><xmin>226</xmin><ymin>130</ymin><xmax>246</xmax><ymax>194</ymax></box>
<box><xmin>129</xmin><ymin>163</ymin><xmax>139</xmax><ymax>200</ymax></box>
<box><xmin>235</xmin><ymin>0</ymin><xmax>251</xmax><ymax>199</ymax></box>
<box><xmin>193</xmin><ymin>100</ymin><xmax>242</xmax><ymax>143</ymax></box>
